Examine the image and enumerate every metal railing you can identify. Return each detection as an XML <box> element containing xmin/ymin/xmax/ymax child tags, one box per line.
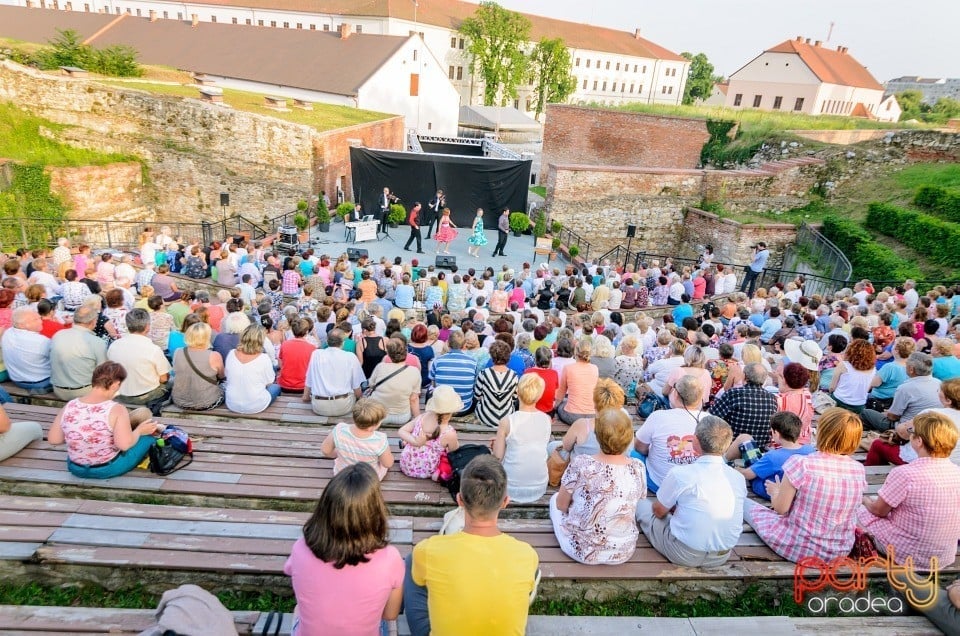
<box><xmin>481</xmin><ymin>138</ymin><xmax>521</xmax><ymax>160</ymax></box>
<box><xmin>407</xmin><ymin>129</ymin><xmax>423</xmax><ymax>153</ymax></box>
<box><xmin>782</xmin><ymin>222</ymin><xmax>853</xmax><ymax>298</ymax></box>
<box><xmin>555</xmin><ymin>225</ymin><xmax>592</xmax><ymax>261</ymax></box>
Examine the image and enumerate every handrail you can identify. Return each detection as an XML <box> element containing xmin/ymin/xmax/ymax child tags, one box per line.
<box><xmin>554</xmin><ymin>224</ymin><xmax>592</xmax><ymax>261</ymax></box>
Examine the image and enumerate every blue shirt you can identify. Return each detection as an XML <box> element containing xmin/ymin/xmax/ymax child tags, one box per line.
<box><xmin>871</xmin><ymin>361</ymin><xmax>908</xmax><ymax>399</ymax></box>
<box><xmin>933</xmin><ymin>356</ymin><xmax>960</xmax><ymax>381</ymax></box>
<box><xmin>672</xmin><ymin>303</ymin><xmax>694</xmax><ymax>324</ymax></box>
<box><xmin>759</xmin><ymin>318</ymin><xmax>782</xmax><ymax>342</ymax></box>
<box><xmin>394</xmin><ymin>285</ymin><xmax>415</xmax><ymax>309</ymax></box>
<box><xmin>750</xmin><ymin>249</ymin><xmax>770</xmax><ymax>273</ymax></box>
<box><xmin>430</xmin><ymin>350</ymin><xmax>479</xmax><ymax>409</ymax></box>
<box><xmin>749</xmin><ymin>313</ymin><xmax>765</xmax><ymax>328</ymax></box>
<box><xmin>749</xmin><ymin>445</ymin><xmax>816</xmax><ymax>499</ymax></box>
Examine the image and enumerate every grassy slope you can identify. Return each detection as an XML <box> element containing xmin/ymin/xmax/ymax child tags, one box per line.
<box><xmin>0</xmin><ymin>102</ymin><xmax>136</xmax><ymax>166</ymax></box>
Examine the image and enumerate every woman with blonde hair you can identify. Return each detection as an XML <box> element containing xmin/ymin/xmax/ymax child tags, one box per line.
<box><xmin>172</xmin><ymin>322</ymin><xmax>225</xmax><ymax>411</ymax></box>
<box><xmin>589</xmin><ymin>335</ymin><xmax>616</xmax><ymax>380</ymax></box>
<box><xmin>555</xmin><ymin>337</ymin><xmax>600</xmax><ymax>424</ymax></box>
<box><xmin>224</xmin><ymin>325</ymin><xmax>280</xmax><ymax>414</ymax></box>
<box><xmin>614</xmin><ymin>335</ymin><xmax>644</xmax><ymax>396</ymax></box>
<box><xmin>492</xmin><ymin>373</ymin><xmax>552</xmax><ymax>503</ymax></box>
<box><xmin>744</xmin><ymin>407</ymin><xmax>866</xmax><ymax>563</ymax></box>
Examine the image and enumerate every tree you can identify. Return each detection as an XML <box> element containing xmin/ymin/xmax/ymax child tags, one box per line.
<box><xmin>529</xmin><ymin>37</ymin><xmax>577</xmax><ymax>119</ymax></box>
<box><xmin>680</xmin><ymin>51</ymin><xmax>721</xmax><ymax>105</ymax></box>
<box><xmin>459</xmin><ymin>2</ymin><xmax>531</xmax><ymax>106</ymax></box>
<box><xmin>896</xmin><ymin>89</ymin><xmax>928</xmax><ymax>121</ymax></box>
<box><xmin>37</xmin><ymin>29</ymin><xmax>90</xmax><ymax>70</ymax></box>
<box><xmin>931</xmin><ymin>97</ymin><xmax>960</xmax><ymax>123</ymax></box>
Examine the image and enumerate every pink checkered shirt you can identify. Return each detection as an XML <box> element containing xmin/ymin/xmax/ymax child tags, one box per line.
<box><xmin>750</xmin><ymin>452</ymin><xmax>866</xmax><ymax>563</ymax></box>
<box><xmin>858</xmin><ymin>457</ymin><xmax>960</xmax><ymax>571</ymax></box>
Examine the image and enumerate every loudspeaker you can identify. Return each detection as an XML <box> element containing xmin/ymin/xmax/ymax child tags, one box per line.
<box><xmin>220</xmin><ymin>192</ymin><xmax>230</xmax><ymax>207</ymax></box>
<box><xmin>436</xmin><ymin>255</ymin><xmax>457</xmax><ymax>269</ymax></box>
<box><xmin>626</xmin><ymin>224</ymin><xmax>637</xmax><ymax>238</ymax></box>
<box><xmin>277</xmin><ymin>225</ymin><xmax>298</xmax><ymax>246</ymax></box>
<box><xmin>347</xmin><ymin>248</ymin><xmax>368</xmax><ymax>261</ymax></box>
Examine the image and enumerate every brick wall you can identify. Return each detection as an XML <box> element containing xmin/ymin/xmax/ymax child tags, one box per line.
<box><xmin>46</xmin><ymin>162</ymin><xmax>143</xmax><ymax>220</ymax></box>
<box><xmin>539</xmin><ymin>105</ymin><xmax>710</xmax><ymax>182</ymax></box>
<box><xmin>313</xmin><ymin>118</ymin><xmax>405</xmax><ymax>207</ymax></box>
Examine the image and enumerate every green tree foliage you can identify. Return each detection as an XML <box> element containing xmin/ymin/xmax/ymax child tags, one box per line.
<box><xmin>820</xmin><ymin>215</ymin><xmax>920</xmax><ymax>282</ymax></box>
<box><xmin>896</xmin><ymin>90</ymin><xmax>960</xmax><ymax>124</ymax></box>
<box><xmin>866</xmin><ymin>202</ymin><xmax>960</xmax><ymax>267</ymax></box>
<box><xmin>680</xmin><ymin>52</ymin><xmax>721</xmax><ymax>105</ymax></box>
<box><xmin>913</xmin><ymin>185</ymin><xmax>960</xmax><ymax>222</ymax></box>
<box><xmin>459</xmin><ymin>2</ymin><xmax>531</xmax><ymax>106</ymax></box>
<box><xmin>35</xmin><ymin>29</ymin><xmax>143</xmax><ymax>77</ymax></box>
<box><xmin>529</xmin><ymin>37</ymin><xmax>576</xmax><ymax>119</ymax></box>
<box><xmin>0</xmin><ymin>165</ymin><xmax>69</xmax><ymax>249</ymax></box>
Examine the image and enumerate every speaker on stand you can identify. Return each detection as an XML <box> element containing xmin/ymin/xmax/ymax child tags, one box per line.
<box><xmin>436</xmin><ymin>255</ymin><xmax>457</xmax><ymax>269</ymax></box>
<box><xmin>347</xmin><ymin>248</ymin><xmax>369</xmax><ymax>261</ymax></box>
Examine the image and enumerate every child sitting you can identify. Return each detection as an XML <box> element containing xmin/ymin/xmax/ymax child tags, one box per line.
<box><xmin>397</xmin><ymin>385</ymin><xmax>462</xmax><ymax>480</ymax></box>
<box><xmin>320</xmin><ymin>398</ymin><xmax>394</xmax><ymax>480</ymax></box>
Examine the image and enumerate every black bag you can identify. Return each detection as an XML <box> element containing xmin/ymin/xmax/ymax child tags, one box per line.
<box><xmin>440</xmin><ymin>444</ymin><xmax>491</xmax><ymax>498</ymax></box>
<box><xmin>637</xmin><ymin>392</ymin><xmax>668</xmax><ymax>419</ymax></box>
<box><xmin>148</xmin><ymin>426</ymin><xmax>194</xmax><ymax>476</ymax></box>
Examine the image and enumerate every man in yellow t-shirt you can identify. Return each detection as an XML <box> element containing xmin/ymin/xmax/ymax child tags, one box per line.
<box><xmin>404</xmin><ymin>455</ymin><xmax>539</xmax><ymax>636</ymax></box>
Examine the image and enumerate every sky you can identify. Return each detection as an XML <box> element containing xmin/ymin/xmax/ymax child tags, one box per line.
<box><xmin>491</xmin><ymin>0</ymin><xmax>959</xmax><ymax>82</ymax></box>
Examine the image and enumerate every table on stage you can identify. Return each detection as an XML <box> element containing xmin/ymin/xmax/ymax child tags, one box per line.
<box><xmin>345</xmin><ymin>220</ymin><xmax>379</xmax><ymax>243</ymax></box>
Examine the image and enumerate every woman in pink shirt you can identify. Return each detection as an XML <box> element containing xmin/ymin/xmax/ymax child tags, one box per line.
<box><xmin>556</xmin><ymin>337</ymin><xmax>600</xmax><ymax>425</ymax></box>
<box><xmin>284</xmin><ymin>463</ymin><xmax>404</xmax><ymax>636</ymax></box>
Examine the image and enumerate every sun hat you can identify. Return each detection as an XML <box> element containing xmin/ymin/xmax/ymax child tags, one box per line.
<box><xmin>425</xmin><ymin>385</ymin><xmax>464</xmax><ymax>414</ymax></box>
<box><xmin>784</xmin><ymin>338</ymin><xmax>823</xmax><ymax>371</ymax></box>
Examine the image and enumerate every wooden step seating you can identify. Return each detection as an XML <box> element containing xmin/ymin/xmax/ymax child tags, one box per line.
<box><xmin>0</xmin><ymin>607</ymin><xmax>941</xmax><ymax>636</ymax></box>
<box><xmin>3</xmin><ymin>493</ymin><xmax>957</xmax><ymax>602</ymax></box>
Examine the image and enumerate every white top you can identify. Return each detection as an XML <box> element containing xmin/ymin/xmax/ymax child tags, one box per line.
<box><xmin>833</xmin><ymin>362</ymin><xmax>875</xmax><ymax>407</ymax></box>
<box><xmin>501</xmin><ymin>410</ymin><xmax>552</xmax><ymax>503</ymax></box>
<box><xmin>900</xmin><ymin>407</ymin><xmax>960</xmax><ymax>464</ymax></box>
<box><xmin>224</xmin><ymin>351</ymin><xmax>275</xmax><ymax>414</ymax></box>
<box><xmin>107</xmin><ymin>333</ymin><xmax>171</xmax><ymax>396</ymax></box>
<box><xmin>720</xmin><ymin>273</ymin><xmax>738</xmax><ymax>295</ymax></box>
<box><xmin>635</xmin><ymin>407</ymin><xmax>704</xmax><ymax>486</ymax></box>
<box><xmin>904</xmin><ymin>288</ymin><xmax>919</xmax><ymax>314</ymax></box>
<box><xmin>304</xmin><ymin>347</ymin><xmax>365</xmax><ymax>398</ymax></box>
<box><xmin>1</xmin><ymin>327</ymin><xmax>51</xmax><ymax>382</ymax></box>
<box><xmin>646</xmin><ymin>356</ymin><xmax>685</xmax><ymax>396</ymax></box>
<box><xmin>29</xmin><ymin>271</ymin><xmax>61</xmax><ymax>298</ymax></box>
<box><xmin>656</xmin><ymin>455</ymin><xmax>746</xmax><ymax>552</ymax></box>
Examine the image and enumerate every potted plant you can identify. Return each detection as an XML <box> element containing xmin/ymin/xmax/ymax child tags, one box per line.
<box><xmin>316</xmin><ymin>196</ymin><xmax>331</xmax><ymax>233</ymax></box>
<box><xmin>336</xmin><ymin>202</ymin><xmax>355</xmax><ymax>223</ymax></box>
<box><xmin>293</xmin><ymin>212</ymin><xmax>309</xmax><ymax>243</ymax></box>
<box><xmin>568</xmin><ymin>245</ymin><xmax>580</xmax><ymax>260</ymax></box>
<box><xmin>551</xmin><ymin>237</ymin><xmax>561</xmax><ymax>250</ymax></box>
<box><xmin>388</xmin><ymin>203</ymin><xmax>406</xmax><ymax>228</ymax></box>
<box><xmin>508</xmin><ymin>212</ymin><xmax>530</xmax><ymax>237</ymax></box>
<box><xmin>532</xmin><ymin>209</ymin><xmax>547</xmax><ymax>240</ymax></box>
<box><xmin>551</xmin><ymin>220</ymin><xmax>563</xmax><ymax>235</ymax></box>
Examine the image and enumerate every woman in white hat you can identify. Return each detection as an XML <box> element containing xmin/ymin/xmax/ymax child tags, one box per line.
<box><xmin>397</xmin><ymin>385</ymin><xmax>463</xmax><ymax>480</ymax></box>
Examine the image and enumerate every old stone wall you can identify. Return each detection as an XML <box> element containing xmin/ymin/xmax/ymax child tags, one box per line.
<box><xmin>539</xmin><ymin>105</ymin><xmax>710</xmax><ymax>182</ymax></box>
<box><xmin>0</xmin><ymin>61</ymin><xmax>404</xmax><ymax>222</ymax></box>
<box><xmin>545</xmin><ymin>161</ymin><xmax>818</xmax><ymax>258</ymax></box>
<box><xmin>312</xmin><ymin>118</ymin><xmax>405</xmax><ymax>207</ymax></box>
<box><xmin>680</xmin><ymin>208</ymin><xmax>798</xmax><ymax>269</ymax></box>
<box><xmin>46</xmin><ymin>162</ymin><xmax>143</xmax><ymax>220</ymax></box>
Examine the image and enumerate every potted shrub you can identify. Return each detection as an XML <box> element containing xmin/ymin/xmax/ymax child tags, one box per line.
<box><xmin>336</xmin><ymin>202</ymin><xmax>355</xmax><ymax>223</ymax></box>
<box><xmin>293</xmin><ymin>212</ymin><xmax>309</xmax><ymax>243</ymax></box>
<box><xmin>388</xmin><ymin>203</ymin><xmax>406</xmax><ymax>228</ymax></box>
<box><xmin>509</xmin><ymin>212</ymin><xmax>530</xmax><ymax>237</ymax></box>
<box><xmin>568</xmin><ymin>245</ymin><xmax>580</xmax><ymax>260</ymax></box>
<box><xmin>551</xmin><ymin>237</ymin><xmax>561</xmax><ymax>250</ymax></box>
<box><xmin>316</xmin><ymin>196</ymin><xmax>331</xmax><ymax>233</ymax></box>
<box><xmin>532</xmin><ymin>209</ymin><xmax>547</xmax><ymax>240</ymax></box>
<box><xmin>551</xmin><ymin>220</ymin><xmax>562</xmax><ymax>235</ymax></box>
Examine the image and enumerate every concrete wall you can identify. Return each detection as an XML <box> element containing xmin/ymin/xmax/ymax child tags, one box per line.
<box><xmin>0</xmin><ymin>60</ymin><xmax>404</xmax><ymax>222</ymax></box>
<box><xmin>539</xmin><ymin>105</ymin><xmax>711</xmax><ymax>182</ymax></box>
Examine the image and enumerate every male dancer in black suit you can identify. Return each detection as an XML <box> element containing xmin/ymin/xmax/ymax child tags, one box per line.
<box><xmin>378</xmin><ymin>187</ymin><xmax>393</xmax><ymax>236</ymax></box>
<box><xmin>492</xmin><ymin>208</ymin><xmax>510</xmax><ymax>257</ymax></box>
<box><xmin>424</xmin><ymin>189</ymin><xmax>444</xmax><ymax>239</ymax></box>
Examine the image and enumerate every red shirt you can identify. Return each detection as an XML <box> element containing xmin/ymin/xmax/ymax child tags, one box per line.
<box><xmin>524</xmin><ymin>366</ymin><xmax>559</xmax><ymax>414</ymax></box>
<box><xmin>40</xmin><ymin>318</ymin><xmax>68</xmax><ymax>339</ymax></box>
<box><xmin>277</xmin><ymin>338</ymin><xmax>316</xmax><ymax>390</ymax></box>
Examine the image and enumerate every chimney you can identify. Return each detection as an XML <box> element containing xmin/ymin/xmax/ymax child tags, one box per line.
<box><xmin>841</xmin><ymin>46</ymin><xmax>848</xmax><ymax>54</ymax></box>
<box><xmin>191</xmin><ymin>14</ymin><xmax>198</xmax><ymax>27</ymax></box>
<box><xmin>149</xmin><ymin>9</ymin><xmax>157</xmax><ymax>21</ymax></box>
<box><xmin>814</xmin><ymin>40</ymin><xmax>822</xmax><ymax>47</ymax></box>
<box><xmin>634</xmin><ymin>28</ymin><xmax>641</xmax><ymax>40</ymax></box>
<box><xmin>339</xmin><ymin>22</ymin><xmax>352</xmax><ymax>39</ymax></box>
<box><xmin>804</xmin><ymin>38</ymin><xmax>811</xmax><ymax>44</ymax></box>
<box><xmin>795</xmin><ymin>35</ymin><xmax>802</xmax><ymax>42</ymax></box>
<box><xmin>837</xmin><ymin>45</ymin><xmax>843</xmax><ymax>51</ymax></box>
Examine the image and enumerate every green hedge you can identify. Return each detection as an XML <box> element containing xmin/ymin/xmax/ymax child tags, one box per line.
<box><xmin>820</xmin><ymin>215</ymin><xmax>921</xmax><ymax>282</ymax></box>
<box><xmin>866</xmin><ymin>202</ymin><xmax>960</xmax><ymax>267</ymax></box>
<box><xmin>913</xmin><ymin>185</ymin><xmax>960</xmax><ymax>222</ymax></box>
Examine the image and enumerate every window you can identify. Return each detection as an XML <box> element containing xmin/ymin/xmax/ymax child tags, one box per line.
<box><xmin>456</xmin><ymin>66</ymin><xmax>463</xmax><ymax>80</ymax></box>
<box><xmin>668</xmin><ymin>86</ymin><xmax>673</xmax><ymax>94</ymax></box>
<box><xmin>752</xmin><ymin>94</ymin><xmax>762</xmax><ymax>108</ymax></box>
<box><xmin>232</xmin><ymin>17</ymin><xmax>238</xmax><ymax>24</ymax></box>
<box><xmin>642</xmin><ymin>65</ymin><xmax>647</xmax><ymax>73</ymax></box>
<box><xmin>575</xmin><ymin>57</ymin><xmax>580</xmax><ymax>67</ymax></box>
<box><xmin>734</xmin><ymin>93</ymin><xmax>742</xmax><ymax>106</ymax></box>
<box><xmin>323</xmin><ymin>24</ymin><xmax>329</xmax><ymax>31</ymax></box>
<box><xmin>513</xmin><ymin>99</ymin><xmax>519</xmax><ymax>109</ymax></box>
<box><xmin>356</xmin><ymin>25</ymin><xmax>362</xmax><ymax>33</ymax></box>
<box><xmin>596</xmin><ymin>59</ymin><xmax>599</xmax><ymax>67</ymax></box>
<box><xmin>135</xmin><ymin>8</ymin><xmax>140</xmax><ymax>16</ymax></box>
<box><xmin>605</xmin><ymin>61</ymin><xmax>610</xmax><ymax>70</ymax></box>
<box><xmin>630</xmin><ymin>83</ymin><xmax>634</xmax><ymax>93</ymax></box>
<box><xmin>611</xmin><ymin>82</ymin><xmax>616</xmax><ymax>92</ymax></box>
<box><xmin>582</xmin><ymin>79</ymin><xmax>587</xmax><ymax>89</ymax></box>
<box><xmin>602</xmin><ymin>81</ymin><xmax>607</xmax><ymax>91</ymax></box>
<box><xmin>409</xmin><ymin>74</ymin><xmax>419</xmax><ymax>96</ymax></box>
<box><xmin>83</xmin><ymin>3</ymin><xmax>89</xmax><ymax>10</ymax></box>
<box><xmin>209</xmin><ymin>15</ymin><xmax>216</xmax><ymax>22</ymax></box>
<box><xmin>661</xmin><ymin>86</ymin><xmax>667</xmax><ymax>94</ymax></box>
<box><xmin>296</xmin><ymin>22</ymin><xmax>302</xmax><ymax>29</ymax></box>
<box><xmin>621</xmin><ymin>84</ymin><xmax>626</xmax><ymax>93</ymax></box>
<box><xmin>459</xmin><ymin>38</ymin><xmax>464</xmax><ymax>49</ymax></box>
<box><xmin>451</xmin><ymin>37</ymin><xmax>456</xmax><ymax>48</ymax></box>
<box><xmin>246</xmin><ymin>19</ymin><xmax>252</xmax><ymax>25</ymax></box>
<box><xmin>615</xmin><ymin>62</ymin><xmax>620</xmax><ymax>71</ymax></box>
<box><xmin>592</xmin><ymin>80</ymin><xmax>598</xmax><ymax>90</ymax></box>
<box><xmin>163</xmin><ymin>10</ymin><xmax>168</xmax><ymax>18</ymax></box>
<box><xmin>427</xmin><ymin>122</ymin><xmax>432</xmax><ymax>130</ymax></box>
<box><xmin>449</xmin><ymin>66</ymin><xmax>455</xmax><ymax>80</ymax></box>
<box><xmin>258</xmin><ymin>19</ymin><xmax>263</xmax><ymax>26</ymax></box>
<box><xmin>773</xmin><ymin>96</ymin><xmax>782</xmax><ymax>110</ymax></box>
<box><xmin>525</xmin><ymin>98</ymin><xmax>532</xmax><ymax>111</ymax></box>
<box><xmin>585</xmin><ymin>59</ymin><xmax>591</xmax><ymax>68</ymax></box>
<box><xmin>633</xmin><ymin>64</ymin><xmax>638</xmax><ymax>72</ymax></box>
<box><xmin>412</xmin><ymin>50</ymin><xmax>417</xmax><ymax>61</ymax></box>
<box><xmin>638</xmin><ymin>84</ymin><xmax>643</xmax><ymax>93</ymax></box>
<box><xmin>270</xmin><ymin>20</ymin><xmax>276</xmax><ymax>27</ymax></box>
<box><xmin>309</xmin><ymin>24</ymin><xmax>315</xmax><ymax>30</ymax></box>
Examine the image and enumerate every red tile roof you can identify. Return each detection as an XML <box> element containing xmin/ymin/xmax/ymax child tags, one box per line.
<box><xmin>766</xmin><ymin>38</ymin><xmax>883</xmax><ymax>91</ymax></box>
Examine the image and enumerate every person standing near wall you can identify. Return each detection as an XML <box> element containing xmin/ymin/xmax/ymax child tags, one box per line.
<box><xmin>739</xmin><ymin>242</ymin><xmax>769</xmax><ymax>298</ymax></box>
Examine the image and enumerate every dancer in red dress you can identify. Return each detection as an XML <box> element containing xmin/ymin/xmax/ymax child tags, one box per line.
<box><xmin>434</xmin><ymin>208</ymin><xmax>458</xmax><ymax>254</ymax></box>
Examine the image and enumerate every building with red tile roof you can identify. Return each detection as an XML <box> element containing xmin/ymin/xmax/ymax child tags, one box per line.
<box><xmin>724</xmin><ymin>37</ymin><xmax>897</xmax><ymax>122</ymax></box>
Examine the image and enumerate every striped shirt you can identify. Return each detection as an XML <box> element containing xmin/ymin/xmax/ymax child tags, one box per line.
<box><xmin>430</xmin><ymin>350</ymin><xmax>479</xmax><ymax>410</ymax></box>
<box><xmin>474</xmin><ymin>367</ymin><xmax>519</xmax><ymax>427</ymax></box>
<box><xmin>330</xmin><ymin>423</ymin><xmax>389</xmax><ymax>479</ymax></box>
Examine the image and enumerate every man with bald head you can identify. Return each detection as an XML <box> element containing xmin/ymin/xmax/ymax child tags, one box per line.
<box><xmin>1</xmin><ymin>308</ymin><xmax>52</xmax><ymax>393</ymax></box>
<box><xmin>50</xmin><ymin>305</ymin><xmax>108</xmax><ymax>400</ymax></box>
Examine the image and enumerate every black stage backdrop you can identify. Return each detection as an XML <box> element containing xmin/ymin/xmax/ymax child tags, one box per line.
<box><xmin>418</xmin><ymin>141</ymin><xmax>484</xmax><ymax>157</ymax></box>
<box><xmin>350</xmin><ymin>147</ymin><xmax>531</xmax><ymax>229</ymax></box>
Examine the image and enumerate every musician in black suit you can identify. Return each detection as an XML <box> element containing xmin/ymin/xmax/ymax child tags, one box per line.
<box><xmin>379</xmin><ymin>187</ymin><xmax>393</xmax><ymax>235</ymax></box>
<box><xmin>424</xmin><ymin>189</ymin><xmax>444</xmax><ymax>239</ymax></box>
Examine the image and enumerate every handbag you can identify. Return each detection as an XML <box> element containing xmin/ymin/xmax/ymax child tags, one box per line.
<box><xmin>148</xmin><ymin>425</ymin><xmax>194</xmax><ymax>476</ymax></box>
<box><xmin>547</xmin><ymin>447</ymin><xmax>570</xmax><ymax>488</ymax></box>
<box><xmin>879</xmin><ymin>429</ymin><xmax>909</xmax><ymax>446</ymax></box>
<box><xmin>440</xmin><ymin>444</ymin><xmax>491</xmax><ymax>498</ymax></box>
<box><xmin>637</xmin><ymin>392</ymin><xmax>667</xmax><ymax>419</ymax></box>
<box><xmin>849</xmin><ymin>528</ymin><xmax>878</xmax><ymax>560</ymax></box>
<box><xmin>362</xmin><ymin>365</ymin><xmax>409</xmax><ymax>398</ymax></box>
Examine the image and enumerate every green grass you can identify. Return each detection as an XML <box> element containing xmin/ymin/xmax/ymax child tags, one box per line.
<box><xmin>530</xmin><ymin>185</ymin><xmax>547</xmax><ymax>198</ymax></box>
<box><xmin>894</xmin><ymin>163</ymin><xmax>960</xmax><ymax>192</ymax></box>
<box><xmin>0</xmin><ymin>102</ymin><xmax>137</xmax><ymax>166</ymax></box>
<box><xmin>99</xmin><ymin>79</ymin><xmax>393</xmax><ymax>132</ymax></box>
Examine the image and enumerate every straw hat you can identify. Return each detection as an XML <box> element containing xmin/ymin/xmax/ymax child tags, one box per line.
<box><xmin>425</xmin><ymin>385</ymin><xmax>464</xmax><ymax>414</ymax></box>
<box><xmin>784</xmin><ymin>339</ymin><xmax>823</xmax><ymax>371</ymax></box>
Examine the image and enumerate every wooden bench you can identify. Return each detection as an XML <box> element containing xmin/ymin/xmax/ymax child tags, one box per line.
<box><xmin>533</xmin><ymin>237</ymin><xmax>554</xmax><ymax>263</ymax></box>
<box><xmin>293</xmin><ymin>98</ymin><xmax>314</xmax><ymax>111</ymax></box>
<box><xmin>198</xmin><ymin>86</ymin><xmax>223</xmax><ymax>103</ymax></box>
<box><xmin>59</xmin><ymin>66</ymin><xmax>88</xmax><ymax>78</ymax></box>
<box><xmin>192</xmin><ymin>73</ymin><xmax>216</xmax><ymax>86</ymax></box>
<box><xmin>264</xmin><ymin>95</ymin><xmax>288</xmax><ymax>111</ymax></box>
<box><xmin>2</xmin><ymin>493</ymin><xmax>956</xmax><ymax>604</ymax></box>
